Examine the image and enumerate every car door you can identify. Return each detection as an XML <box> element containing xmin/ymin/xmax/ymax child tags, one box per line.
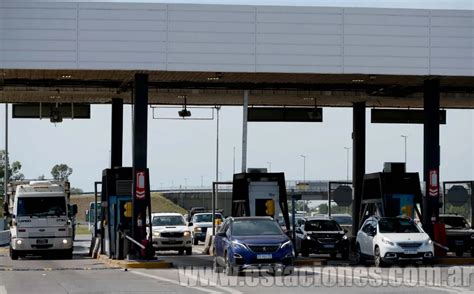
<box><xmin>214</xmin><ymin>220</ymin><xmax>229</xmax><ymax>265</ymax></box>
<box><xmin>294</xmin><ymin>224</ymin><xmax>305</xmax><ymax>253</ymax></box>
<box><xmin>364</xmin><ymin>221</ymin><xmax>377</xmax><ymax>256</ymax></box>
<box><xmin>358</xmin><ymin>220</ymin><xmax>373</xmax><ymax>255</ymax></box>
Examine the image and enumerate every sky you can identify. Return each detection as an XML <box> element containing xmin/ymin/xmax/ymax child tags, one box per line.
<box><xmin>1</xmin><ymin>105</ymin><xmax>473</xmax><ymax>192</ymax></box>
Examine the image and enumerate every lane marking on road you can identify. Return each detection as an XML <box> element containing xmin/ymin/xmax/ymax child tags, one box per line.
<box><xmin>0</xmin><ymin>286</ymin><xmax>7</xmax><ymax>294</ymax></box>
<box><xmin>131</xmin><ymin>269</ymin><xmax>237</xmax><ymax>294</ymax></box>
<box><xmin>180</xmin><ymin>271</ymin><xmax>242</xmax><ymax>294</ymax></box>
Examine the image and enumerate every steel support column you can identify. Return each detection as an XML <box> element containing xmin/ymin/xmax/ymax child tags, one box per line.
<box><xmin>352</xmin><ymin>102</ymin><xmax>366</xmax><ymax>237</ymax></box>
<box><xmin>241</xmin><ymin>90</ymin><xmax>249</xmax><ymax>173</ymax></box>
<box><xmin>423</xmin><ymin>79</ymin><xmax>441</xmax><ymax>238</ymax></box>
<box><xmin>110</xmin><ymin>98</ymin><xmax>123</xmax><ymax>168</ymax></box>
<box><xmin>132</xmin><ymin>73</ymin><xmax>152</xmax><ymax>258</ymax></box>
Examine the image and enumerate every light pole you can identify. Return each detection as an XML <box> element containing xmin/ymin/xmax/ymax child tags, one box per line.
<box><xmin>267</xmin><ymin>161</ymin><xmax>272</xmax><ymax>172</ymax></box>
<box><xmin>344</xmin><ymin>147</ymin><xmax>351</xmax><ymax>181</ymax></box>
<box><xmin>300</xmin><ymin>155</ymin><xmax>306</xmax><ymax>182</ymax></box>
<box><xmin>200</xmin><ymin>175</ymin><xmax>204</xmax><ymax>187</ymax></box>
<box><xmin>401</xmin><ymin>135</ymin><xmax>408</xmax><ymax>166</ymax></box>
<box><xmin>4</xmin><ymin>104</ymin><xmax>8</xmax><ymax>201</ymax></box>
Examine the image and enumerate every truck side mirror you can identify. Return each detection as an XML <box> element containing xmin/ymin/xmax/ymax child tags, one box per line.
<box><xmin>188</xmin><ymin>222</ymin><xmax>193</xmax><ymax>226</ymax></box>
<box><xmin>69</xmin><ymin>204</ymin><xmax>78</xmax><ymax>216</ymax></box>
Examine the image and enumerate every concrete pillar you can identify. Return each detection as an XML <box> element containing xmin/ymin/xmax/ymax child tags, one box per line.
<box><xmin>423</xmin><ymin>79</ymin><xmax>441</xmax><ymax>238</ymax></box>
<box><xmin>241</xmin><ymin>90</ymin><xmax>249</xmax><ymax>173</ymax></box>
<box><xmin>351</xmin><ymin>102</ymin><xmax>366</xmax><ymax>237</ymax></box>
<box><xmin>110</xmin><ymin>98</ymin><xmax>123</xmax><ymax>168</ymax></box>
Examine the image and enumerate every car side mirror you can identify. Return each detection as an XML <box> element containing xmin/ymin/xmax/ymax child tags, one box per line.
<box><xmin>72</xmin><ymin>204</ymin><xmax>78</xmax><ymax>215</ymax></box>
<box><xmin>188</xmin><ymin>222</ymin><xmax>193</xmax><ymax>226</ymax></box>
<box><xmin>296</xmin><ymin>228</ymin><xmax>303</xmax><ymax>234</ymax></box>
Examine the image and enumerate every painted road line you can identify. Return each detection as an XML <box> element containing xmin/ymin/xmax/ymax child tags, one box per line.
<box><xmin>130</xmin><ymin>270</ymin><xmax>223</xmax><ymax>294</ymax></box>
<box><xmin>180</xmin><ymin>270</ymin><xmax>243</xmax><ymax>294</ymax></box>
<box><xmin>0</xmin><ymin>286</ymin><xmax>7</xmax><ymax>294</ymax></box>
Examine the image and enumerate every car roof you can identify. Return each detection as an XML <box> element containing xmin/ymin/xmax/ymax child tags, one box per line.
<box><xmin>230</xmin><ymin>216</ymin><xmax>274</xmax><ymax>221</ymax></box>
<box><xmin>305</xmin><ymin>216</ymin><xmax>335</xmax><ymax>221</ymax></box>
<box><xmin>151</xmin><ymin>212</ymin><xmax>183</xmax><ymax>217</ymax></box>
<box><xmin>439</xmin><ymin>214</ymin><xmax>465</xmax><ymax>218</ymax></box>
<box><xmin>194</xmin><ymin>212</ymin><xmax>222</xmax><ymax>216</ymax></box>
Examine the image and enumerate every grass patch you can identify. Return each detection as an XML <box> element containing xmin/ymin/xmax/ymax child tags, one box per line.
<box><xmin>75</xmin><ymin>224</ymin><xmax>90</xmax><ymax>235</ymax></box>
<box><xmin>70</xmin><ymin>192</ymin><xmax>187</xmax><ymax>222</ymax></box>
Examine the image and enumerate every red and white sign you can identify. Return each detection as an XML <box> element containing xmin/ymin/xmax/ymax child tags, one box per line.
<box><xmin>135</xmin><ymin>171</ymin><xmax>146</xmax><ymax>199</ymax></box>
<box><xmin>428</xmin><ymin>169</ymin><xmax>439</xmax><ymax>197</ymax></box>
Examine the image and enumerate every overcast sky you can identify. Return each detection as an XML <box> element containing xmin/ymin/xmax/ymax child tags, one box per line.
<box><xmin>1</xmin><ymin>106</ymin><xmax>473</xmax><ymax>191</ymax></box>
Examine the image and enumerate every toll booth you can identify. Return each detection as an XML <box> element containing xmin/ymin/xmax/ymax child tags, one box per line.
<box><xmin>358</xmin><ymin>163</ymin><xmax>423</xmax><ymax>229</ymax></box>
<box><xmin>231</xmin><ymin>172</ymin><xmax>290</xmax><ymax>230</ymax></box>
<box><xmin>100</xmin><ymin>167</ymin><xmax>133</xmax><ymax>259</ymax></box>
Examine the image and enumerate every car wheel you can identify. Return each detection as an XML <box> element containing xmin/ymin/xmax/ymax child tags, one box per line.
<box><xmin>193</xmin><ymin>238</ymin><xmax>199</xmax><ymax>246</ymax></box>
<box><xmin>186</xmin><ymin>247</ymin><xmax>192</xmax><ymax>255</ymax></box>
<box><xmin>178</xmin><ymin>249</ymin><xmax>184</xmax><ymax>255</ymax></box>
<box><xmin>330</xmin><ymin>252</ymin><xmax>337</xmax><ymax>259</ymax></box>
<box><xmin>355</xmin><ymin>243</ymin><xmax>365</xmax><ymax>265</ymax></box>
<box><xmin>374</xmin><ymin>246</ymin><xmax>386</xmax><ymax>267</ymax></box>
<box><xmin>301</xmin><ymin>244</ymin><xmax>309</xmax><ymax>257</ymax></box>
<box><xmin>471</xmin><ymin>249</ymin><xmax>474</xmax><ymax>258</ymax></box>
<box><xmin>341</xmin><ymin>251</ymin><xmax>349</xmax><ymax>260</ymax></box>
<box><xmin>10</xmin><ymin>247</ymin><xmax>18</xmax><ymax>260</ymax></box>
<box><xmin>455</xmin><ymin>250</ymin><xmax>464</xmax><ymax>257</ymax></box>
<box><xmin>283</xmin><ymin>266</ymin><xmax>294</xmax><ymax>276</ymax></box>
<box><xmin>225</xmin><ymin>253</ymin><xmax>237</xmax><ymax>276</ymax></box>
<box><xmin>64</xmin><ymin>249</ymin><xmax>73</xmax><ymax>260</ymax></box>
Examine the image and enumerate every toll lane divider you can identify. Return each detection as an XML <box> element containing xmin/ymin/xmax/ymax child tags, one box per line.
<box><xmin>98</xmin><ymin>254</ymin><xmax>173</xmax><ymax>269</ymax></box>
<box><xmin>0</xmin><ymin>230</ymin><xmax>10</xmax><ymax>247</ymax></box>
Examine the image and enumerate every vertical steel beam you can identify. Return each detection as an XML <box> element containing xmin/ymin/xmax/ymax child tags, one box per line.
<box><xmin>241</xmin><ymin>90</ymin><xmax>249</xmax><ymax>173</ymax></box>
<box><xmin>4</xmin><ymin>104</ymin><xmax>8</xmax><ymax>201</ymax></box>
<box><xmin>132</xmin><ymin>73</ymin><xmax>151</xmax><ymax>257</ymax></box>
<box><xmin>110</xmin><ymin>98</ymin><xmax>123</xmax><ymax>168</ymax></box>
<box><xmin>423</xmin><ymin>79</ymin><xmax>441</xmax><ymax>238</ymax></box>
<box><xmin>351</xmin><ymin>102</ymin><xmax>366</xmax><ymax>237</ymax></box>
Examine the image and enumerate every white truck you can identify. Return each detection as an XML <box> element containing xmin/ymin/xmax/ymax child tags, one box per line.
<box><xmin>3</xmin><ymin>180</ymin><xmax>77</xmax><ymax>260</ymax></box>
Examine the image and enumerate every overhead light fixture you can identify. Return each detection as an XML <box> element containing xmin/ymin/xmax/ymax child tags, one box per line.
<box><xmin>49</xmin><ymin>95</ymin><xmax>61</xmax><ymax>99</ymax></box>
<box><xmin>177</xmin><ymin>95</ymin><xmax>187</xmax><ymax>99</ymax></box>
<box><xmin>303</xmin><ymin>97</ymin><xmax>315</xmax><ymax>101</ymax></box>
<box><xmin>207</xmin><ymin>72</ymin><xmax>223</xmax><ymax>81</ymax></box>
<box><xmin>352</xmin><ymin>79</ymin><xmax>365</xmax><ymax>83</ymax></box>
<box><xmin>59</xmin><ymin>75</ymin><xmax>72</xmax><ymax>79</ymax></box>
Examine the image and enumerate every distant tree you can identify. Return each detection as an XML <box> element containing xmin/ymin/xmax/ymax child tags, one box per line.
<box><xmin>51</xmin><ymin>164</ymin><xmax>73</xmax><ymax>181</ymax></box>
<box><xmin>0</xmin><ymin>150</ymin><xmax>25</xmax><ymax>194</ymax></box>
<box><xmin>38</xmin><ymin>174</ymin><xmax>46</xmax><ymax>180</ymax></box>
<box><xmin>70</xmin><ymin>187</ymin><xmax>83</xmax><ymax>194</ymax></box>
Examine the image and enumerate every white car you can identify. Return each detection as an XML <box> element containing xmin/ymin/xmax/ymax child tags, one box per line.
<box><xmin>356</xmin><ymin>216</ymin><xmax>434</xmax><ymax>267</ymax></box>
<box><xmin>189</xmin><ymin>212</ymin><xmax>223</xmax><ymax>245</ymax></box>
<box><xmin>151</xmin><ymin>213</ymin><xmax>192</xmax><ymax>255</ymax></box>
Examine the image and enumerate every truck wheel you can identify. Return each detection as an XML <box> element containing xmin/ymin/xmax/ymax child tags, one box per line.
<box><xmin>193</xmin><ymin>238</ymin><xmax>199</xmax><ymax>246</ymax></box>
<box><xmin>10</xmin><ymin>247</ymin><xmax>18</xmax><ymax>260</ymax></box>
<box><xmin>186</xmin><ymin>247</ymin><xmax>192</xmax><ymax>255</ymax></box>
<box><xmin>64</xmin><ymin>249</ymin><xmax>73</xmax><ymax>259</ymax></box>
<box><xmin>341</xmin><ymin>251</ymin><xmax>349</xmax><ymax>260</ymax></box>
<box><xmin>301</xmin><ymin>245</ymin><xmax>309</xmax><ymax>257</ymax></box>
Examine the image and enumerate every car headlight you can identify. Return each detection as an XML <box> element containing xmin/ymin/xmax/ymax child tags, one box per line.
<box><xmin>425</xmin><ymin>239</ymin><xmax>433</xmax><ymax>245</ymax></box>
<box><xmin>194</xmin><ymin>227</ymin><xmax>202</xmax><ymax>232</ymax></box>
<box><xmin>281</xmin><ymin>240</ymin><xmax>292</xmax><ymax>249</ymax></box>
<box><xmin>183</xmin><ymin>231</ymin><xmax>190</xmax><ymax>237</ymax></box>
<box><xmin>231</xmin><ymin>241</ymin><xmax>247</xmax><ymax>250</ymax></box>
<box><xmin>152</xmin><ymin>232</ymin><xmax>160</xmax><ymax>238</ymax></box>
<box><xmin>381</xmin><ymin>237</ymin><xmax>395</xmax><ymax>246</ymax></box>
<box><xmin>342</xmin><ymin>235</ymin><xmax>348</xmax><ymax>240</ymax></box>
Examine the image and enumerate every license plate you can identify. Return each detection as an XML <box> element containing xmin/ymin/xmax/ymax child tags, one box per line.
<box><xmin>36</xmin><ymin>239</ymin><xmax>48</xmax><ymax>244</ymax></box>
<box><xmin>257</xmin><ymin>254</ymin><xmax>272</xmax><ymax>259</ymax></box>
<box><xmin>404</xmin><ymin>250</ymin><xmax>417</xmax><ymax>255</ymax></box>
<box><xmin>323</xmin><ymin>244</ymin><xmax>335</xmax><ymax>249</ymax></box>
<box><xmin>165</xmin><ymin>239</ymin><xmax>177</xmax><ymax>244</ymax></box>
<box><xmin>455</xmin><ymin>240</ymin><xmax>464</xmax><ymax>245</ymax></box>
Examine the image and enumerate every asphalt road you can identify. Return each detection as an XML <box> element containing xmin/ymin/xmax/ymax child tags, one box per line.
<box><xmin>0</xmin><ymin>236</ymin><xmax>472</xmax><ymax>294</ymax></box>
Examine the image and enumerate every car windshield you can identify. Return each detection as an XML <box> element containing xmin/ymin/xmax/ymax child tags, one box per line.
<box><xmin>332</xmin><ymin>215</ymin><xmax>352</xmax><ymax>225</ymax></box>
<box><xmin>194</xmin><ymin>214</ymin><xmax>223</xmax><ymax>223</ymax></box>
<box><xmin>152</xmin><ymin>215</ymin><xmax>185</xmax><ymax>226</ymax></box>
<box><xmin>232</xmin><ymin>219</ymin><xmax>283</xmax><ymax>236</ymax></box>
<box><xmin>304</xmin><ymin>220</ymin><xmax>341</xmax><ymax>231</ymax></box>
<box><xmin>440</xmin><ymin>217</ymin><xmax>470</xmax><ymax>229</ymax></box>
<box><xmin>17</xmin><ymin>197</ymin><xmax>66</xmax><ymax>217</ymax></box>
<box><xmin>379</xmin><ymin>218</ymin><xmax>421</xmax><ymax>233</ymax></box>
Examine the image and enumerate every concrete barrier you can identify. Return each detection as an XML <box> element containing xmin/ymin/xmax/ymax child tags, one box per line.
<box><xmin>0</xmin><ymin>230</ymin><xmax>10</xmax><ymax>246</ymax></box>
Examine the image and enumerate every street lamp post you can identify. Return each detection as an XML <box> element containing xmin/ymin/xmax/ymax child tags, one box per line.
<box><xmin>300</xmin><ymin>155</ymin><xmax>306</xmax><ymax>182</ymax></box>
<box><xmin>267</xmin><ymin>161</ymin><xmax>272</xmax><ymax>172</ymax></box>
<box><xmin>344</xmin><ymin>147</ymin><xmax>351</xmax><ymax>181</ymax></box>
<box><xmin>401</xmin><ymin>135</ymin><xmax>408</xmax><ymax>166</ymax></box>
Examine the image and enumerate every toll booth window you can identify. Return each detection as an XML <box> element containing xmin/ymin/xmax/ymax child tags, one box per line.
<box><xmin>440</xmin><ymin>217</ymin><xmax>469</xmax><ymax>229</ymax></box>
<box><xmin>152</xmin><ymin>216</ymin><xmax>185</xmax><ymax>226</ymax></box>
<box><xmin>17</xmin><ymin>197</ymin><xmax>66</xmax><ymax>217</ymax></box>
<box><xmin>378</xmin><ymin>218</ymin><xmax>420</xmax><ymax>233</ymax></box>
<box><xmin>304</xmin><ymin>220</ymin><xmax>341</xmax><ymax>232</ymax></box>
<box><xmin>232</xmin><ymin>220</ymin><xmax>282</xmax><ymax>236</ymax></box>
<box><xmin>194</xmin><ymin>214</ymin><xmax>223</xmax><ymax>223</ymax></box>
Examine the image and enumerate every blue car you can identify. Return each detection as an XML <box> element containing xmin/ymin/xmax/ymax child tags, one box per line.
<box><xmin>214</xmin><ymin>216</ymin><xmax>295</xmax><ymax>276</ymax></box>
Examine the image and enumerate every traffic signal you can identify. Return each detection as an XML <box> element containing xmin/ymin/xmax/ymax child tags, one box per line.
<box><xmin>265</xmin><ymin>200</ymin><xmax>275</xmax><ymax>216</ymax></box>
<box><xmin>124</xmin><ymin>202</ymin><xmax>133</xmax><ymax>218</ymax></box>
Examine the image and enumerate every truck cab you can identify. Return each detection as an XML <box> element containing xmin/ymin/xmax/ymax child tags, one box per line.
<box><xmin>7</xmin><ymin>181</ymin><xmax>76</xmax><ymax>260</ymax></box>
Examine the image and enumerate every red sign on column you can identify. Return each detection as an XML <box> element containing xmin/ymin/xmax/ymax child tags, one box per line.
<box><xmin>136</xmin><ymin>171</ymin><xmax>146</xmax><ymax>200</ymax></box>
<box><xmin>428</xmin><ymin>169</ymin><xmax>439</xmax><ymax>197</ymax></box>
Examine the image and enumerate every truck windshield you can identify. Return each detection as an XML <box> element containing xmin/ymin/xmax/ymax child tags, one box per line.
<box><xmin>194</xmin><ymin>214</ymin><xmax>223</xmax><ymax>223</ymax></box>
<box><xmin>152</xmin><ymin>216</ymin><xmax>185</xmax><ymax>226</ymax></box>
<box><xmin>17</xmin><ymin>197</ymin><xmax>66</xmax><ymax>217</ymax></box>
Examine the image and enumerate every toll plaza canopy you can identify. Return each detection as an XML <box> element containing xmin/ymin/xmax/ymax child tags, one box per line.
<box><xmin>0</xmin><ymin>0</ymin><xmax>473</xmax><ymax>108</ymax></box>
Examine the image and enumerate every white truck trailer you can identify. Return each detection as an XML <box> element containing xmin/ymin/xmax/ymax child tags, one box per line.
<box><xmin>3</xmin><ymin>180</ymin><xmax>77</xmax><ymax>260</ymax></box>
